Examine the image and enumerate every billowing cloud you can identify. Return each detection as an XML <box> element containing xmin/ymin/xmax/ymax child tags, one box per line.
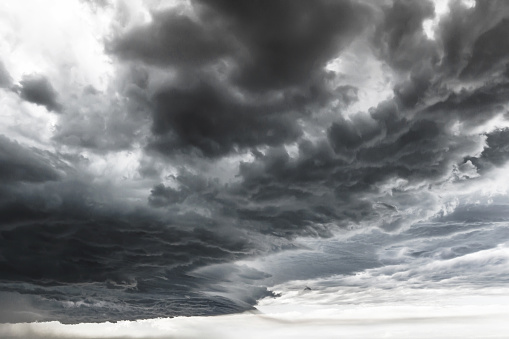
<box><xmin>1</xmin><ymin>0</ymin><xmax>509</xmax><ymax>330</ymax></box>
<box><xmin>148</xmin><ymin>82</ymin><xmax>303</xmax><ymax>157</ymax></box>
<box><xmin>110</xmin><ymin>0</ymin><xmax>370</xmax><ymax>157</ymax></box>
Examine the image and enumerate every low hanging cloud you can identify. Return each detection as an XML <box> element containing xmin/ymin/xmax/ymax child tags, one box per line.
<box><xmin>0</xmin><ymin>135</ymin><xmax>63</xmax><ymax>183</ymax></box>
<box><xmin>1</xmin><ymin>0</ymin><xmax>509</xmax><ymax>326</ymax></box>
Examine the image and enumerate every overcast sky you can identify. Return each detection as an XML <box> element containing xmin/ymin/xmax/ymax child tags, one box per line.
<box><xmin>1</xmin><ymin>0</ymin><xmax>509</xmax><ymax>337</ymax></box>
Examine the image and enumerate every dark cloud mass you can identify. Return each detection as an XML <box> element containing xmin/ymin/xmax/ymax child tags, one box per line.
<box><xmin>112</xmin><ymin>0</ymin><xmax>369</xmax><ymax>157</ymax></box>
<box><xmin>17</xmin><ymin>74</ymin><xmax>62</xmax><ymax>112</ymax></box>
<box><xmin>2</xmin><ymin>0</ymin><xmax>509</xmax><ymax>326</ymax></box>
<box><xmin>193</xmin><ymin>0</ymin><xmax>369</xmax><ymax>90</ymax></box>
<box><xmin>0</xmin><ymin>173</ymin><xmax>281</xmax><ymax>322</ymax></box>
<box><xmin>112</xmin><ymin>10</ymin><xmax>232</xmax><ymax>68</ymax></box>
<box><xmin>0</xmin><ymin>135</ymin><xmax>62</xmax><ymax>183</ymax></box>
<box><xmin>149</xmin><ymin>82</ymin><xmax>303</xmax><ymax>157</ymax></box>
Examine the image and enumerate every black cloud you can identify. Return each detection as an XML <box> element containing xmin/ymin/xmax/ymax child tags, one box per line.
<box><xmin>149</xmin><ymin>82</ymin><xmax>303</xmax><ymax>157</ymax></box>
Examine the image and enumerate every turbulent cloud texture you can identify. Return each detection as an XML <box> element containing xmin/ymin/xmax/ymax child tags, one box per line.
<box><xmin>1</xmin><ymin>0</ymin><xmax>509</xmax><ymax>328</ymax></box>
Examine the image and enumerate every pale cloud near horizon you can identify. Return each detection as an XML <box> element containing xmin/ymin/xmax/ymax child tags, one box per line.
<box><xmin>1</xmin><ymin>288</ymin><xmax>509</xmax><ymax>339</ymax></box>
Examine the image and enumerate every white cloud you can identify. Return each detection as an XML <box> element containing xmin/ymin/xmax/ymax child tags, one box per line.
<box><xmin>1</xmin><ymin>294</ymin><xmax>508</xmax><ymax>339</ymax></box>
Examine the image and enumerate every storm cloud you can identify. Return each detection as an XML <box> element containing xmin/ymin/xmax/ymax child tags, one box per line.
<box><xmin>111</xmin><ymin>0</ymin><xmax>370</xmax><ymax>157</ymax></box>
<box><xmin>1</xmin><ymin>0</ymin><xmax>509</xmax><ymax>329</ymax></box>
<box><xmin>17</xmin><ymin>74</ymin><xmax>62</xmax><ymax>112</ymax></box>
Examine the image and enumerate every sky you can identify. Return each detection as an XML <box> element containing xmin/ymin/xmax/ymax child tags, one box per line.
<box><xmin>1</xmin><ymin>0</ymin><xmax>509</xmax><ymax>337</ymax></box>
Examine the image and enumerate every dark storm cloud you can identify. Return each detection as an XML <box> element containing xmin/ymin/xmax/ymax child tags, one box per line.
<box><xmin>172</xmin><ymin>106</ymin><xmax>469</xmax><ymax>234</ymax></box>
<box><xmin>0</xmin><ymin>176</ymin><xmax>279</xmax><ymax>322</ymax></box>
<box><xmin>149</xmin><ymin>82</ymin><xmax>302</xmax><ymax>157</ymax></box>
<box><xmin>193</xmin><ymin>0</ymin><xmax>369</xmax><ymax>90</ymax></box>
<box><xmin>461</xmin><ymin>18</ymin><xmax>509</xmax><ymax>78</ymax></box>
<box><xmin>148</xmin><ymin>168</ymin><xmax>216</xmax><ymax>207</ymax></box>
<box><xmin>233</xmin><ymin>135</ymin><xmax>398</xmax><ymax>232</ymax></box>
<box><xmin>464</xmin><ymin>128</ymin><xmax>509</xmax><ymax>173</ymax></box>
<box><xmin>217</xmin><ymin>82</ymin><xmax>487</xmax><ymax>233</ymax></box>
<box><xmin>373</xmin><ymin>0</ymin><xmax>509</xmax><ymax>84</ymax></box>
<box><xmin>375</xmin><ymin>0</ymin><xmax>509</xmax><ymax>111</ymax></box>
<box><xmin>111</xmin><ymin>10</ymin><xmax>232</xmax><ymax>68</ymax></box>
<box><xmin>0</xmin><ymin>210</ymin><xmax>245</xmax><ymax>285</ymax></box>
<box><xmin>374</xmin><ymin>0</ymin><xmax>436</xmax><ymax>72</ymax></box>
<box><xmin>439</xmin><ymin>0</ymin><xmax>509</xmax><ymax>78</ymax></box>
<box><xmin>479</xmin><ymin>128</ymin><xmax>509</xmax><ymax>167</ymax></box>
<box><xmin>4</xmin><ymin>0</ymin><xmax>509</xmax><ymax>325</ymax></box>
<box><xmin>422</xmin><ymin>80</ymin><xmax>509</xmax><ymax>132</ymax></box>
<box><xmin>17</xmin><ymin>74</ymin><xmax>62</xmax><ymax>112</ymax></box>
<box><xmin>147</xmin><ymin>165</ymin><xmax>332</xmax><ymax>238</ymax></box>
<box><xmin>0</xmin><ymin>135</ymin><xmax>62</xmax><ymax>183</ymax></box>
<box><xmin>94</xmin><ymin>0</ymin><xmax>509</xmax><ymax>261</ymax></box>
<box><xmin>113</xmin><ymin>0</ymin><xmax>369</xmax><ymax>89</ymax></box>
<box><xmin>111</xmin><ymin>0</ymin><xmax>370</xmax><ymax>157</ymax></box>
<box><xmin>0</xmin><ymin>137</ymin><xmax>287</xmax><ymax>322</ymax></box>
<box><xmin>0</xmin><ymin>141</ymin><xmax>291</xmax><ymax>323</ymax></box>
<box><xmin>328</xmin><ymin>113</ymin><xmax>381</xmax><ymax>152</ymax></box>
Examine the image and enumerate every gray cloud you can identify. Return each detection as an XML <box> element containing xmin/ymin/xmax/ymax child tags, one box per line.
<box><xmin>0</xmin><ymin>61</ymin><xmax>12</xmax><ymax>88</ymax></box>
<box><xmin>465</xmin><ymin>128</ymin><xmax>509</xmax><ymax>173</ymax></box>
<box><xmin>148</xmin><ymin>82</ymin><xmax>303</xmax><ymax>157</ymax></box>
<box><xmin>113</xmin><ymin>0</ymin><xmax>370</xmax><ymax>90</ymax></box>
<box><xmin>111</xmin><ymin>10</ymin><xmax>232</xmax><ymax>69</ymax></box>
<box><xmin>193</xmin><ymin>0</ymin><xmax>370</xmax><ymax>91</ymax></box>
<box><xmin>461</xmin><ymin>18</ymin><xmax>509</xmax><ymax>78</ymax></box>
<box><xmin>0</xmin><ymin>178</ymin><xmax>274</xmax><ymax>322</ymax></box>
<box><xmin>374</xmin><ymin>0</ymin><xmax>436</xmax><ymax>72</ymax></box>
<box><xmin>51</xmin><ymin>85</ymin><xmax>147</xmax><ymax>152</ymax></box>
<box><xmin>439</xmin><ymin>0</ymin><xmax>509</xmax><ymax>77</ymax></box>
<box><xmin>109</xmin><ymin>0</ymin><xmax>369</xmax><ymax>157</ymax></box>
<box><xmin>3</xmin><ymin>0</ymin><xmax>509</xmax><ymax>325</ymax></box>
<box><xmin>0</xmin><ymin>135</ymin><xmax>62</xmax><ymax>183</ymax></box>
<box><xmin>255</xmin><ymin>219</ymin><xmax>509</xmax><ymax>299</ymax></box>
<box><xmin>17</xmin><ymin>74</ymin><xmax>62</xmax><ymax>112</ymax></box>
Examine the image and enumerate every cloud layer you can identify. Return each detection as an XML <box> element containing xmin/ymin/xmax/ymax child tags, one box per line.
<box><xmin>1</xmin><ymin>0</ymin><xmax>509</xmax><ymax>325</ymax></box>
